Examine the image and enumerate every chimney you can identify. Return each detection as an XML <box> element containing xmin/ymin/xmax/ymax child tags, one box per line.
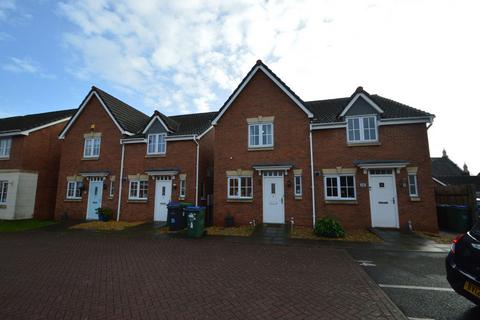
<box><xmin>463</xmin><ymin>163</ymin><xmax>470</xmax><ymax>175</ymax></box>
<box><xmin>442</xmin><ymin>149</ymin><xmax>448</xmax><ymax>158</ymax></box>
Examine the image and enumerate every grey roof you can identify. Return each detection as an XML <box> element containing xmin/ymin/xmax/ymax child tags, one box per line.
<box><xmin>0</xmin><ymin>109</ymin><xmax>76</xmax><ymax>134</ymax></box>
<box><xmin>431</xmin><ymin>156</ymin><xmax>465</xmax><ymax>178</ymax></box>
<box><xmin>93</xmin><ymin>87</ymin><xmax>149</xmax><ymax>133</ymax></box>
<box><xmin>305</xmin><ymin>93</ymin><xmax>433</xmax><ymax>124</ymax></box>
<box><xmin>353</xmin><ymin>160</ymin><xmax>409</xmax><ymax>165</ymax></box>
<box><xmin>169</xmin><ymin>111</ymin><xmax>217</xmax><ymax>135</ymax></box>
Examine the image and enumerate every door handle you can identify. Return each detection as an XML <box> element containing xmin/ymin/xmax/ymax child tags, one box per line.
<box><xmin>281</xmin><ymin>197</ymin><xmax>284</xmax><ymax>204</ymax></box>
<box><xmin>392</xmin><ymin>197</ymin><xmax>395</xmax><ymax>204</ymax></box>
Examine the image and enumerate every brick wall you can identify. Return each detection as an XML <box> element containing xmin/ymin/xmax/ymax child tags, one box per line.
<box><xmin>213</xmin><ymin>70</ymin><xmax>313</xmax><ymax>227</ymax></box>
<box><xmin>119</xmin><ymin>139</ymin><xmax>197</xmax><ymax>221</ymax></box>
<box><xmin>312</xmin><ymin>123</ymin><xmax>438</xmax><ymax>232</ymax></box>
<box><xmin>55</xmin><ymin>96</ymin><xmax>122</xmax><ymax>220</ymax></box>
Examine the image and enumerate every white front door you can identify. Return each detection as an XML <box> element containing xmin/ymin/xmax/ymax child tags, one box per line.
<box><xmin>86</xmin><ymin>180</ymin><xmax>103</xmax><ymax>220</ymax></box>
<box><xmin>369</xmin><ymin>172</ymin><xmax>399</xmax><ymax>228</ymax></box>
<box><xmin>263</xmin><ymin>175</ymin><xmax>285</xmax><ymax>224</ymax></box>
<box><xmin>154</xmin><ymin>179</ymin><xmax>172</xmax><ymax>221</ymax></box>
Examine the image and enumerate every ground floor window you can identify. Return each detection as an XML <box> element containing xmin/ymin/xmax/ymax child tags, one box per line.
<box><xmin>408</xmin><ymin>174</ymin><xmax>418</xmax><ymax>197</ymax></box>
<box><xmin>109</xmin><ymin>180</ymin><xmax>115</xmax><ymax>198</ymax></box>
<box><xmin>294</xmin><ymin>175</ymin><xmax>302</xmax><ymax>197</ymax></box>
<box><xmin>324</xmin><ymin>175</ymin><xmax>356</xmax><ymax>200</ymax></box>
<box><xmin>179</xmin><ymin>176</ymin><xmax>186</xmax><ymax>198</ymax></box>
<box><xmin>0</xmin><ymin>180</ymin><xmax>8</xmax><ymax>203</ymax></box>
<box><xmin>129</xmin><ymin>180</ymin><xmax>148</xmax><ymax>200</ymax></box>
<box><xmin>228</xmin><ymin>176</ymin><xmax>252</xmax><ymax>199</ymax></box>
<box><xmin>66</xmin><ymin>181</ymin><xmax>83</xmax><ymax>199</ymax></box>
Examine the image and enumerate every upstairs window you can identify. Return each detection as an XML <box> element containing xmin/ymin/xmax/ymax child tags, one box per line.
<box><xmin>179</xmin><ymin>176</ymin><xmax>186</xmax><ymax>199</ymax></box>
<box><xmin>294</xmin><ymin>175</ymin><xmax>302</xmax><ymax>197</ymax></box>
<box><xmin>147</xmin><ymin>133</ymin><xmax>166</xmax><ymax>155</ymax></box>
<box><xmin>347</xmin><ymin>116</ymin><xmax>377</xmax><ymax>143</ymax></box>
<box><xmin>84</xmin><ymin>137</ymin><xmax>101</xmax><ymax>158</ymax></box>
<box><xmin>0</xmin><ymin>138</ymin><xmax>11</xmax><ymax>158</ymax></box>
<box><xmin>248</xmin><ymin>123</ymin><xmax>273</xmax><ymax>148</ymax></box>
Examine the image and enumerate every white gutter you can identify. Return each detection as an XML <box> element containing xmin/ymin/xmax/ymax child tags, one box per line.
<box><xmin>194</xmin><ymin>136</ymin><xmax>199</xmax><ymax>206</ymax></box>
<box><xmin>309</xmin><ymin>124</ymin><xmax>316</xmax><ymax>227</ymax></box>
<box><xmin>116</xmin><ymin>142</ymin><xmax>125</xmax><ymax>221</ymax></box>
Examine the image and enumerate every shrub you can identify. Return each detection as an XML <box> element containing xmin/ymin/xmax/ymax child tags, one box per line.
<box><xmin>96</xmin><ymin>207</ymin><xmax>113</xmax><ymax>221</ymax></box>
<box><xmin>314</xmin><ymin>216</ymin><xmax>345</xmax><ymax>238</ymax></box>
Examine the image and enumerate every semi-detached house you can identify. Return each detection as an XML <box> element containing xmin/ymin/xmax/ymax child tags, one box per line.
<box><xmin>212</xmin><ymin>60</ymin><xmax>438</xmax><ymax>232</ymax></box>
<box><xmin>54</xmin><ymin>86</ymin><xmax>215</xmax><ymax>222</ymax></box>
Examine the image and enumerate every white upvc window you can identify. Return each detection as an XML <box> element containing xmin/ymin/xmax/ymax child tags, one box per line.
<box><xmin>324</xmin><ymin>175</ymin><xmax>356</xmax><ymax>200</ymax></box>
<box><xmin>0</xmin><ymin>180</ymin><xmax>8</xmax><ymax>203</ymax></box>
<box><xmin>294</xmin><ymin>174</ymin><xmax>302</xmax><ymax>197</ymax></box>
<box><xmin>84</xmin><ymin>137</ymin><xmax>101</xmax><ymax>158</ymax></box>
<box><xmin>228</xmin><ymin>176</ymin><xmax>253</xmax><ymax>199</ymax></box>
<box><xmin>147</xmin><ymin>133</ymin><xmax>166</xmax><ymax>155</ymax></box>
<box><xmin>179</xmin><ymin>176</ymin><xmax>186</xmax><ymax>198</ymax></box>
<box><xmin>408</xmin><ymin>174</ymin><xmax>419</xmax><ymax>197</ymax></box>
<box><xmin>248</xmin><ymin>122</ymin><xmax>273</xmax><ymax>148</ymax></box>
<box><xmin>129</xmin><ymin>180</ymin><xmax>148</xmax><ymax>200</ymax></box>
<box><xmin>109</xmin><ymin>180</ymin><xmax>115</xmax><ymax>198</ymax></box>
<box><xmin>66</xmin><ymin>181</ymin><xmax>83</xmax><ymax>199</ymax></box>
<box><xmin>347</xmin><ymin>116</ymin><xmax>378</xmax><ymax>143</ymax></box>
<box><xmin>0</xmin><ymin>138</ymin><xmax>11</xmax><ymax>158</ymax></box>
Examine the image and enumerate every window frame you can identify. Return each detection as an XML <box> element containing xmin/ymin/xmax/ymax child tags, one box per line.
<box><xmin>0</xmin><ymin>180</ymin><xmax>8</xmax><ymax>203</ymax></box>
<box><xmin>179</xmin><ymin>176</ymin><xmax>186</xmax><ymax>199</ymax></box>
<box><xmin>128</xmin><ymin>180</ymin><xmax>148</xmax><ymax>200</ymax></box>
<box><xmin>346</xmin><ymin>115</ymin><xmax>378</xmax><ymax>143</ymax></box>
<box><xmin>294</xmin><ymin>174</ymin><xmax>302</xmax><ymax>197</ymax></box>
<box><xmin>248</xmin><ymin>122</ymin><xmax>274</xmax><ymax>148</ymax></box>
<box><xmin>83</xmin><ymin>137</ymin><xmax>101</xmax><ymax>158</ymax></box>
<box><xmin>323</xmin><ymin>174</ymin><xmax>356</xmax><ymax>201</ymax></box>
<box><xmin>227</xmin><ymin>176</ymin><xmax>253</xmax><ymax>199</ymax></box>
<box><xmin>408</xmin><ymin>174</ymin><xmax>419</xmax><ymax>197</ymax></box>
<box><xmin>147</xmin><ymin>133</ymin><xmax>167</xmax><ymax>155</ymax></box>
<box><xmin>66</xmin><ymin>181</ymin><xmax>82</xmax><ymax>199</ymax></box>
<box><xmin>109</xmin><ymin>180</ymin><xmax>115</xmax><ymax>198</ymax></box>
<box><xmin>0</xmin><ymin>138</ymin><xmax>12</xmax><ymax>158</ymax></box>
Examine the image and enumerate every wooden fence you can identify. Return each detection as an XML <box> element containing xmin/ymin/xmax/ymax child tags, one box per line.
<box><xmin>435</xmin><ymin>184</ymin><xmax>477</xmax><ymax>224</ymax></box>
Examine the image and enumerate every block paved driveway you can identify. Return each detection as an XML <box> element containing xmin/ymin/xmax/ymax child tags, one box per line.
<box><xmin>0</xmin><ymin>230</ymin><xmax>405</xmax><ymax>319</ymax></box>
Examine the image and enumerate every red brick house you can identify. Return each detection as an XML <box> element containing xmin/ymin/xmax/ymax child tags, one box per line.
<box><xmin>212</xmin><ymin>60</ymin><xmax>438</xmax><ymax>232</ymax></box>
<box><xmin>0</xmin><ymin>109</ymin><xmax>75</xmax><ymax>219</ymax></box>
<box><xmin>55</xmin><ymin>86</ymin><xmax>215</xmax><ymax>222</ymax></box>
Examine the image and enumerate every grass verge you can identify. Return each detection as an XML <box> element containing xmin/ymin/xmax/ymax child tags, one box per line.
<box><xmin>206</xmin><ymin>226</ymin><xmax>254</xmax><ymax>237</ymax></box>
<box><xmin>290</xmin><ymin>226</ymin><xmax>382</xmax><ymax>242</ymax></box>
<box><xmin>0</xmin><ymin>219</ymin><xmax>57</xmax><ymax>232</ymax></box>
<box><xmin>70</xmin><ymin>221</ymin><xmax>145</xmax><ymax>231</ymax></box>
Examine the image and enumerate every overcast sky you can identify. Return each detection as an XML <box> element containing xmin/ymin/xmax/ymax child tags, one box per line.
<box><xmin>0</xmin><ymin>0</ymin><xmax>478</xmax><ymax>173</ymax></box>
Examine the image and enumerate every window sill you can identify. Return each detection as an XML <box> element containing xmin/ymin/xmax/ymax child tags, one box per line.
<box><xmin>82</xmin><ymin>157</ymin><xmax>100</xmax><ymax>161</ymax></box>
<box><xmin>127</xmin><ymin>199</ymin><xmax>148</xmax><ymax>203</ymax></box>
<box><xmin>248</xmin><ymin>147</ymin><xmax>274</xmax><ymax>151</ymax></box>
<box><xmin>108</xmin><ymin>196</ymin><xmax>114</xmax><ymax>200</ymax></box>
<box><xmin>325</xmin><ymin>200</ymin><xmax>358</xmax><ymax>205</ymax></box>
<box><xmin>227</xmin><ymin>198</ymin><xmax>253</xmax><ymax>203</ymax></box>
<box><xmin>410</xmin><ymin>197</ymin><xmax>421</xmax><ymax>202</ymax></box>
<box><xmin>65</xmin><ymin>198</ymin><xmax>82</xmax><ymax>202</ymax></box>
<box><xmin>347</xmin><ymin>141</ymin><xmax>380</xmax><ymax>147</ymax></box>
<box><xmin>0</xmin><ymin>204</ymin><xmax>6</xmax><ymax>209</ymax></box>
<box><xmin>179</xmin><ymin>197</ymin><xmax>185</xmax><ymax>200</ymax></box>
<box><xmin>145</xmin><ymin>154</ymin><xmax>166</xmax><ymax>158</ymax></box>
<box><xmin>0</xmin><ymin>157</ymin><xmax>10</xmax><ymax>161</ymax></box>
<box><xmin>295</xmin><ymin>196</ymin><xmax>302</xmax><ymax>200</ymax></box>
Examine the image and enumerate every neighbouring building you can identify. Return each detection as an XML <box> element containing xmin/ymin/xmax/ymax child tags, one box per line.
<box><xmin>54</xmin><ymin>86</ymin><xmax>215</xmax><ymax>222</ymax></box>
<box><xmin>0</xmin><ymin>109</ymin><xmax>75</xmax><ymax>219</ymax></box>
<box><xmin>432</xmin><ymin>150</ymin><xmax>480</xmax><ymax>197</ymax></box>
<box><xmin>212</xmin><ymin>60</ymin><xmax>438</xmax><ymax>232</ymax></box>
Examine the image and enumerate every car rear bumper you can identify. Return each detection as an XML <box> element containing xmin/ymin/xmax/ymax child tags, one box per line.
<box><xmin>446</xmin><ymin>255</ymin><xmax>480</xmax><ymax>305</ymax></box>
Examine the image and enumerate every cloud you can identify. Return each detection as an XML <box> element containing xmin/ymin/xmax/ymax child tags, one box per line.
<box><xmin>2</xmin><ymin>57</ymin><xmax>55</xmax><ymax>79</ymax></box>
<box><xmin>57</xmin><ymin>0</ymin><xmax>480</xmax><ymax>172</ymax></box>
<box><xmin>0</xmin><ymin>0</ymin><xmax>15</xmax><ymax>22</ymax></box>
